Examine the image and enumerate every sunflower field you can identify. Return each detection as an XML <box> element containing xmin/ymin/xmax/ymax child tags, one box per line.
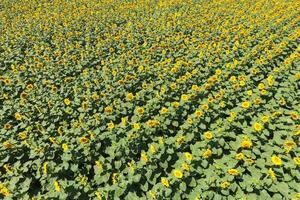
<box><xmin>0</xmin><ymin>0</ymin><xmax>300</xmax><ymax>199</ymax></box>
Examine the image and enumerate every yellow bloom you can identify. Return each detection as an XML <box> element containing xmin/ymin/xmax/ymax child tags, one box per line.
<box><xmin>161</xmin><ymin>177</ymin><xmax>170</xmax><ymax>187</ymax></box>
<box><xmin>261</xmin><ymin>115</ymin><xmax>269</xmax><ymax>123</ymax></box>
<box><xmin>181</xmin><ymin>163</ymin><xmax>190</xmax><ymax>171</ymax></box>
<box><xmin>112</xmin><ymin>173</ymin><xmax>118</xmax><ymax>184</ymax></box>
<box><xmin>291</xmin><ymin>112</ymin><xmax>298</xmax><ymax>120</ymax></box>
<box><xmin>258</xmin><ymin>83</ymin><xmax>265</xmax><ymax>90</ymax></box>
<box><xmin>62</xmin><ymin>143</ymin><xmax>69</xmax><ymax>151</ymax></box>
<box><xmin>235</xmin><ymin>152</ymin><xmax>244</xmax><ymax>160</ymax></box>
<box><xmin>173</xmin><ymin>169</ymin><xmax>183</xmax><ymax>179</ymax></box>
<box><xmin>95</xmin><ymin>191</ymin><xmax>102</xmax><ymax>200</ymax></box>
<box><xmin>253</xmin><ymin>122</ymin><xmax>263</xmax><ymax>132</ymax></box>
<box><xmin>170</xmin><ymin>83</ymin><xmax>177</xmax><ymax>90</ymax></box>
<box><xmin>202</xmin><ymin>104</ymin><xmax>209</xmax><ymax>111</ymax></box>
<box><xmin>148</xmin><ymin>190</ymin><xmax>156</xmax><ymax>199</ymax></box>
<box><xmin>4</xmin><ymin>123</ymin><xmax>12</xmax><ymax>130</ymax></box>
<box><xmin>133</xmin><ymin>123</ymin><xmax>140</xmax><ymax>130</ymax></box>
<box><xmin>0</xmin><ymin>184</ymin><xmax>10</xmax><ymax>197</ymax></box>
<box><xmin>43</xmin><ymin>162</ymin><xmax>48</xmax><ymax>174</ymax></box>
<box><xmin>19</xmin><ymin>131</ymin><xmax>28</xmax><ymax>140</ymax></box>
<box><xmin>126</xmin><ymin>93</ymin><xmax>134</xmax><ymax>101</ymax></box>
<box><xmin>54</xmin><ymin>181</ymin><xmax>60</xmax><ymax>192</ymax></box>
<box><xmin>136</xmin><ymin>107</ymin><xmax>144</xmax><ymax>115</ymax></box>
<box><xmin>141</xmin><ymin>152</ymin><xmax>148</xmax><ymax>162</ymax></box>
<box><xmin>271</xmin><ymin>155</ymin><xmax>282</xmax><ymax>166</ymax></box>
<box><xmin>241</xmin><ymin>101</ymin><xmax>250</xmax><ymax>109</ymax></box>
<box><xmin>79</xmin><ymin>137</ymin><xmax>89</xmax><ymax>144</ymax></box>
<box><xmin>104</xmin><ymin>106</ymin><xmax>113</xmax><ymax>114</ymax></box>
<box><xmin>241</xmin><ymin>139</ymin><xmax>252</xmax><ymax>149</ymax></box>
<box><xmin>228</xmin><ymin>169</ymin><xmax>239</xmax><ymax>176</ymax></box>
<box><xmin>160</xmin><ymin>107</ymin><xmax>168</xmax><ymax>114</ymax></box>
<box><xmin>107</xmin><ymin>122</ymin><xmax>115</xmax><ymax>129</ymax></box>
<box><xmin>181</xmin><ymin>94</ymin><xmax>189</xmax><ymax>101</ymax></box>
<box><xmin>220</xmin><ymin>181</ymin><xmax>230</xmax><ymax>189</ymax></box>
<box><xmin>194</xmin><ymin>110</ymin><xmax>202</xmax><ymax>117</ymax></box>
<box><xmin>64</xmin><ymin>98</ymin><xmax>71</xmax><ymax>105</ymax></box>
<box><xmin>15</xmin><ymin>113</ymin><xmax>22</xmax><ymax>121</ymax></box>
<box><xmin>268</xmin><ymin>168</ymin><xmax>276</xmax><ymax>181</ymax></box>
<box><xmin>204</xmin><ymin>131</ymin><xmax>213</xmax><ymax>140</ymax></box>
<box><xmin>284</xmin><ymin>140</ymin><xmax>296</xmax><ymax>153</ymax></box>
<box><xmin>185</xmin><ymin>152</ymin><xmax>193</xmax><ymax>161</ymax></box>
<box><xmin>149</xmin><ymin>145</ymin><xmax>156</xmax><ymax>154</ymax></box>
<box><xmin>172</xmin><ymin>101</ymin><xmax>180</xmax><ymax>108</ymax></box>
<box><xmin>247</xmin><ymin>90</ymin><xmax>253</xmax><ymax>96</ymax></box>
<box><xmin>121</xmin><ymin>117</ymin><xmax>127</xmax><ymax>127</ymax></box>
<box><xmin>202</xmin><ymin>149</ymin><xmax>212</xmax><ymax>158</ymax></box>
<box><xmin>293</xmin><ymin>157</ymin><xmax>300</xmax><ymax>165</ymax></box>
<box><xmin>3</xmin><ymin>141</ymin><xmax>13</xmax><ymax>149</ymax></box>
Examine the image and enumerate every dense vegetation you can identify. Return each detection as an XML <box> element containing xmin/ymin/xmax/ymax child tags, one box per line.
<box><xmin>0</xmin><ymin>0</ymin><xmax>299</xmax><ymax>199</ymax></box>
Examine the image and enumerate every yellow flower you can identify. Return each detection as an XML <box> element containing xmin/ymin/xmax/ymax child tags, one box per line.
<box><xmin>235</xmin><ymin>152</ymin><xmax>244</xmax><ymax>160</ymax></box>
<box><xmin>204</xmin><ymin>131</ymin><xmax>213</xmax><ymax>140</ymax></box>
<box><xmin>202</xmin><ymin>149</ymin><xmax>212</xmax><ymax>158</ymax></box>
<box><xmin>161</xmin><ymin>177</ymin><xmax>170</xmax><ymax>187</ymax></box>
<box><xmin>26</xmin><ymin>84</ymin><xmax>34</xmax><ymax>90</ymax></box>
<box><xmin>149</xmin><ymin>145</ymin><xmax>156</xmax><ymax>154</ymax></box>
<box><xmin>141</xmin><ymin>152</ymin><xmax>148</xmax><ymax>162</ymax></box>
<box><xmin>54</xmin><ymin>181</ymin><xmax>60</xmax><ymax>192</ymax></box>
<box><xmin>173</xmin><ymin>169</ymin><xmax>183</xmax><ymax>179</ymax></box>
<box><xmin>181</xmin><ymin>94</ymin><xmax>189</xmax><ymax>101</ymax></box>
<box><xmin>284</xmin><ymin>140</ymin><xmax>296</xmax><ymax>153</ymax></box>
<box><xmin>293</xmin><ymin>157</ymin><xmax>300</xmax><ymax>165</ymax></box>
<box><xmin>271</xmin><ymin>155</ymin><xmax>282</xmax><ymax>166</ymax></box>
<box><xmin>241</xmin><ymin>139</ymin><xmax>252</xmax><ymax>149</ymax></box>
<box><xmin>201</xmin><ymin>104</ymin><xmax>209</xmax><ymax>111</ymax></box>
<box><xmin>19</xmin><ymin>131</ymin><xmax>28</xmax><ymax>140</ymax></box>
<box><xmin>220</xmin><ymin>181</ymin><xmax>230</xmax><ymax>189</ymax></box>
<box><xmin>121</xmin><ymin>117</ymin><xmax>127</xmax><ymax>127</ymax></box>
<box><xmin>126</xmin><ymin>93</ymin><xmax>134</xmax><ymax>101</ymax></box>
<box><xmin>136</xmin><ymin>107</ymin><xmax>144</xmax><ymax>115</ymax></box>
<box><xmin>79</xmin><ymin>137</ymin><xmax>89</xmax><ymax>144</ymax></box>
<box><xmin>107</xmin><ymin>122</ymin><xmax>115</xmax><ymax>129</ymax></box>
<box><xmin>0</xmin><ymin>184</ymin><xmax>10</xmax><ymax>197</ymax></box>
<box><xmin>241</xmin><ymin>101</ymin><xmax>250</xmax><ymax>109</ymax></box>
<box><xmin>172</xmin><ymin>101</ymin><xmax>180</xmax><ymax>108</ymax></box>
<box><xmin>185</xmin><ymin>152</ymin><xmax>193</xmax><ymax>161</ymax></box>
<box><xmin>247</xmin><ymin>90</ymin><xmax>253</xmax><ymax>96</ymax></box>
<box><xmin>95</xmin><ymin>191</ymin><xmax>102</xmax><ymax>200</ymax></box>
<box><xmin>261</xmin><ymin>115</ymin><xmax>269</xmax><ymax>123</ymax></box>
<box><xmin>170</xmin><ymin>83</ymin><xmax>177</xmax><ymax>90</ymax></box>
<box><xmin>228</xmin><ymin>169</ymin><xmax>239</xmax><ymax>176</ymax></box>
<box><xmin>181</xmin><ymin>163</ymin><xmax>190</xmax><ymax>171</ymax></box>
<box><xmin>260</xmin><ymin>89</ymin><xmax>267</xmax><ymax>95</ymax></box>
<box><xmin>3</xmin><ymin>141</ymin><xmax>13</xmax><ymax>149</ymax></box>
<box><xmin>15</xmin><ymin>113</ymin><xmax>22</xmax><ymax>121</ymax></box>
<box><xmin>146</xmin><ymin>120</ymin><xmax>160</xmax><ymax>127</ymax></box>
<box><xmin>148</xmin><ymin>190</ymin><xmax>156</xmax><ymax>199</ymax></box>
<box><xmin>258</xmin><ymin>83</ymin><xmax>265</xmax><ymax>90</ymax></box>
<box><xmin>4</xmin><ymin>123</ymin><xmax>12</xmax><ymax>130</ymax></box>
<box><xmin>62</xmin><ymin>143</ymin><xmax>69</xmax><ymax>151</ymax></box>
<box><xmin>253</xmin><ymin>122</ymin><xmax>263</xmax><ymax>132</ymax></box>
<box><xmin>291</xmin><ymin>112</ymin><xmax>298</xmax><ymax>120</ymax></box>
<box><xmin>112</xmin><ymin>173</ymin><xmax>118</xmax><ymax>184</ymax></box>
<box><xmin>43</xmin><ymin>162</ymin><xmax>48</xmax><ymax>174</ymax></box>
<box><xmin>268</xmin><ymin>168</ymin><xmax>276</xmax><ymax>180</ymax></box>
<box><xmin>104</xmin><ymin>106</ymin><xmax>113</xmax><ymax>114</ymax></box>
<box><xmin>160</xmin><ymin>107</ymin><xmax>168</xmax><ymax>114</ymax></box>
<box><xmin>131</xmin><ymin>123</ymin><xmax>139</xmax><ymax>130</ymax></box>
<box><xmin>194</xmin><ymin>110</ymin><xmax>202</xmax><ymax>117</ymax></box>
<box><xmin>64</xmin><ymin>98</ymin><xmax>71</xmax><ymax>105</ymax></box>
<box><xmin>81</xmin><ymin>101</ymin><xmax>88</xmax><ymax>110</ymax></box>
